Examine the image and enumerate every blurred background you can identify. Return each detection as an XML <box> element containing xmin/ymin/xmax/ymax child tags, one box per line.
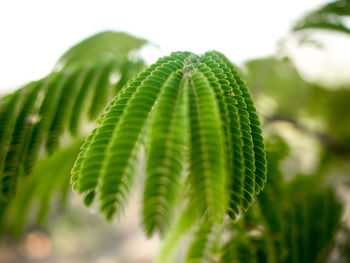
<box><xmin>1</xmin><ymin>0</ymin><xmax>350</xmax><ymax>262</ymax></box>
<box><xmin>1</xmin><ymin>0</ymin><xmax>343</xmax><ymax>91</ymax></box>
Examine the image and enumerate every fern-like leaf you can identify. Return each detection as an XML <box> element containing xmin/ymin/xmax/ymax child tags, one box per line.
<box><xmin>71</xmin><ymin>54</ymin><xmax>187</xmax><ymax>207</ymax></box>
<box><xmin>143</xmin><ymin>70</ymin><xmax>188</xmax><ymax>236</ymax></box>
<box><xmin>293</xmin><ymin>0</ymin><xmax>350</xmax><ymax>35</ymax></box>
<box><xmin>199</xmin><ymin>53</ymin><xmax>245</xmax><ymax>219</ymax></box>
<box><xmin>224</xmin><ymin>56</ymin><xmax>267</xmax><ymax>194</ymax></box>
<box><xmin>88</xmin><ymin>59</ymin><xmax>116</xmax><ymax>119</ymax></box>
<box><xmin>0</xmin><ymin>31</ymin><xmax>147</xmax><ymax>220</ymax></box>
<box><xmin>2</xmin><ymin>83</ymin><xmax>41</xmax><ymax>199</ymax></box>
<box><xmin>211</xmin><ymin>51</ymin><xmax>267</xmax><ymax>207</ymax></box>
<box><xmin>187</xmin><ymin>69</ymin><xmax>227</xmax><ymax>222</ymax></box>
<box><xmin>72</xmin><ymin>51</ymin><xmax>266</xmax><ymax>240</ymax></box>
<box><xmin>0</xmin><ymin>90</ymin><xmax>25</xmax><ymax>178</ymax></box>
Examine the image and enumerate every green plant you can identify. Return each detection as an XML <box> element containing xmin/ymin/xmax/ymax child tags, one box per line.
<box><xmin>0</xmin><ymin>47</ymin><xmax>268</xmax><ymax>261</ymax></box>
<box><xmin>71</xmin><ymin>50</ymin><xmax>268</xmax><ymax>261</ymax></box>
<box><xmin>293</xmin><ymin>0</ymin><xmax>350</xmax><ymax>35</ymax></box>
<box><xmin>0</xmin><ymin>31</ymin><xmax>146</xmax><ymax>219</ymax></box>
<box><xmin>0</xmin><ymin>1</ymin><xmax>348</xmax><ymax>262</ymax></box>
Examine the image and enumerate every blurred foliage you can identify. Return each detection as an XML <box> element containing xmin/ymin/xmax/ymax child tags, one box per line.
<box><xmin>282</xmin><ymin>175</ymin><xmax>342</xmax><ymax>262</ymax></box>
<box><xmin>57</xmin><ymin>31</ymin><xmax>147</xmax><ymax>69</ymax></box>
<box><xmin>293</xmin><ymin>0</ymin><xmax>350</xmax><ymax>35</ymax></box>
<box><xmin>246</xmin><ymin>57</ymin><xmax>312</xmax><ymax>116</ymax></box>
<box><xmin>246</xmin><ymin>57</ymin><xmax>350</xmax><ymax>149</ymax></box>
<box><xmin>242</xmin><ymin>7</ymin><xmax>350</xmax><ymax>257</ymax></box>
<box><xmin>1</xmin><ymin>1</ymin><xmax>350</xmax><ymax>262</ymax></box>
<box><xmin>222</xmin><ymin>138</ymin><xmax>343</xmax><ymax>263</ymax></box>
<box><xmin>0</xmin><ymin>30</ymin><xmax>147</xmax><ymax>229</ymax></box>
<box><xmin>1</xmin><ymin>140</ymin><xmax>82</xmax><ymax>237</ymax></box>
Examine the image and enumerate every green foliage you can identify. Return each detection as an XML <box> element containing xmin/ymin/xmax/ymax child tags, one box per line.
<box><xmin>221</xmin><ymin>138</ymin><xmax>343</xmax><ymax>263</ymax></box>
<box><xmin>246</xmin><ymin>57</ymin><xmax>350</xmax><ymax>148</ymax></box>
<box><xmin>143</xmin><ymin>67</ymin><xmax>188</xmax><ymax>236</ymax></box>
<box><xmin>0</xmin><ymin>31</ymin><xmax>147</xmax><ymax>222</ymax></box>
<box><xmin>246</xmin><ymin>57</ymin><xmax>313</xmax><ymax>116</ymax></box>
<box><xmin>283</xmin><ymin>176</ymin><xmax>342</xmax><ymax>263</ymax></box>
<box><xmin>57</xmin><ymin>31</ymin><xmax>147</xmax><ymax>69</ymax></box>
<box><xmin>222</xmin><ymin>231</ymin><xmax>258</xmax><ymax>263</ymax></box>
<box><xmin>71</xmin><ymin>51</ymin><xmax>267</xmax><ymax>256</ymax></box>
<box><xmin>293</xmin><ymin>0</ymin><xmax>350</xmax><ymax>35</ymax></box>
<box><xmin>1</xmin><ymin>140</ymin><xmax>82</xmax><ymax>236</ymax></box>
<box><xmin>0</xmin><ymin>9</ymin><xmax>347</xmax><ymax>261</ymax></box>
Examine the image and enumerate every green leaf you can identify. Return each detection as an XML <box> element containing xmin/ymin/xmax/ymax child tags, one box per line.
<box><xmin>199</xmin><ymin>53</ymin><xmax>245</xmax><ymax>219</ymax></box>
<box><xmin>57</xmin><ymin>31</ymin><xmax>148</xmax><ymax>69</ymax></box>
<box><xmin>293</xmin><ymin>0</ymin><xmax>350</xmax><ymax>35</ymax></box>
<box><xmin>71</xmin><ymin>51</ymin><xmax>266</xmax><ymax>239</ymax></box>
<box><xmin>143</xmin><ymin>70</ymin><xmax>188</xmax><ymax>236</ymax></box>
<box><xmin>187</xmin><ymin>69</ymin><xmax>227</xmax><ymax>223</ymax></box>
<box><xmin>0</xmin><ymin>31</ymin><xmax>147</xmax><ymax>210</ymax></box>
<box><xmin>2</xmin><ymin>83</ymin><xmax>41</xmax><ymax>199</ymax></box>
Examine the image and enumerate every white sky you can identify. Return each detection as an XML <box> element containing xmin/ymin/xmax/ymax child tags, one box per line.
<box><xmin>0</xmin><ymin>0</ymin><xmax>333</xmax><ymax>92</ymax></box>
